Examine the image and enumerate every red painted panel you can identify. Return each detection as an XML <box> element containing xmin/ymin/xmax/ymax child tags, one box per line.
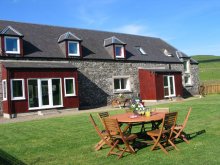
<box><xmin>174</xmin><ymin>74</ymin><xmax>183</xmax><ymax>97</ymax></box>
<box><xmin>2</xmin><ymin>67</ymin><xmax>79</xmax><ymax>114</ymax></box>
<box><xmin>155</xmin><ymin>74</ymin><xmax>164</xmax><ymax>100</ymax></box>
<box><xmin>139</xmin><ymin>69</ymin><xmax>157</xmax><ymax>100</ymax></box>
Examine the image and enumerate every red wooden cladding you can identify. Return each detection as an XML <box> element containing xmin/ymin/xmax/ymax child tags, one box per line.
<box><xmin>139</xmin><ymin>69</ymin><xmax>183</xmax><ymax>100</ymax></box>
<box><xmin>1</xmin><ymin>66</ymin><xmax>79</xmax><ymax>114</ymax></box>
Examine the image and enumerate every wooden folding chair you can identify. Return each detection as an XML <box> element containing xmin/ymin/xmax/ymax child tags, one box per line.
<box><xmin>103</xmin><ymin>117</ymin><xmax>137</xmax><ymax>159</ymax></box>
<box><xmin>152</xmin><ymin>107</ymin><xmax>170</xmax><ymax>113</ymax></box>
<box><xmin>98</xmin><ymin>111</ymin><xmax>110</xmax><ymax>127</ymax></box>
<box><xmin>89</xmin><ymin>114</ymin><xmax>112</xmax><ymax>151</ymax></box>
<box><xmin>151</xmin><ymin>107</ymin><xmax>170</xmax><ymax>130</ymax></box>
<box><xmin>173</xmin><ymin>107</ymin><xmax>192</xmax><ymax>144</ymax></box>
<box><xmin>147</xmin><ymin>112</ymin><xmax>178</xmax><ymax>154</ymax></box>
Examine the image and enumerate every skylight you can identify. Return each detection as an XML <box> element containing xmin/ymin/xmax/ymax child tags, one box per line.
<box><xmin>164</xmin><ymin>49</ymin><xmax>172</xmax><ymax>57</ymax></box>
<box><xmin>135</xmin><ymin>46</ymin><xmax>147</xmax><ymax>55</ymax></box>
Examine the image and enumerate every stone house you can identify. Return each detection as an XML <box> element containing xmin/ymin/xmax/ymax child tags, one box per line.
<box><xmin>0</xmin><ymin>20</ymin><xmax>199</xmax><ymax>118</ymax></box>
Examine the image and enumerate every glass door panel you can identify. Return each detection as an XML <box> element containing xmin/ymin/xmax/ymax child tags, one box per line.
<box><xmin>41</xmin><ymin>80</ymin><xmax>49</xmax><ymax>106</ymax></box>
<box><xmin>169</xmin><ymin>76</ymin><xmax>175</xmax><ymax>95</ymax></box>
<box><xmin>52</xmin><ymin>79</ymin><xmax>62</xmax><ymax>106</ymax></box>
<box><xmin>28</xmin><ymin>80</ymin><xmax>39</xmax><ymax>108</ymax></box>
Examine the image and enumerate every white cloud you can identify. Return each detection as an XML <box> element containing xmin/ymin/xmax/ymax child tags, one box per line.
<box><xmin>112</xmin><ymin>24</ymin><xmax>156</xmax><ymax>37</ymax></box>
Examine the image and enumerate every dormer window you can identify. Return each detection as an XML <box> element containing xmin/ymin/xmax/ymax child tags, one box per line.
<box><xmin>115</xmin><ymin>45</ymin><xmax>125</xmax><ymax>58</ymax></box>
<box><xmin>4</xmin><ymin>36</ymin><xmax>20</xmax><ymax>54</ymax></box>
<box><xmin>0</xmin><ymin>26</ymin><xmax>23</xmax><ymax>56</ymax></box>
<box><xmin>104</xmin><ymin>36</ymin><xmax>126</xmax><ymax>59</ymax></box>
<box><xmin>58</xmin><ymin>32</ymin><xmax>82</xmax><ymax>58</ymax></box>
<box><xmin>68</xmin><ymin>41</ymin><xmax>80</xmax><ymax>56</ymax></box>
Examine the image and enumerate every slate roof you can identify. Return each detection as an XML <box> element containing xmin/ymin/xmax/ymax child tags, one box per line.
<box><xmin>2</xmin><ymin>61</ymin><xmax>76</xmax><ymax>69</ymax></box>
<box><xmin>58</xmin><ymin>32</ymin><xmax>82</xmax><ymax>43</ymax></box>
<box><xmin>0</xmin><ymin>25</ymin><xmax>23</xmax><ymax>37</ymax></box>
<box><xmin>104</xmin><ymin>36</ymin><xmax>126</xmax><ymax>47</ymax></box>
<box><xmin>144</xmin><ymin>69</ymin><xmax>182</xmax><ymax>73</ymax></box>
<box><xmin>0</xmin><ymin>20</ymin><xmax>197</xmax><ymax>64</ymax></box>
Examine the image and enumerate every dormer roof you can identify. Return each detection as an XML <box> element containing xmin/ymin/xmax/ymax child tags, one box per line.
<box><xmin>104</xmin><ymin>36</ymin><xmax>126</xmax><ymax>47</ymax></box>
<box><xmin>0</xmin><ymin>26</ymin><xmax>23</xmax><ymax>37</ymax></box>
<box><xmin>58</xmin><ymin>32</ymin><xmax>82</xmax><ymax>43</ymax></box>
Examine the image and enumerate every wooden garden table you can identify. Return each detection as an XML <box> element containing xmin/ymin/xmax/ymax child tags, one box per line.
<box><xmin>110</xmin><ymin>112</ymin><xmax>164</xmax><ymax>123</ymax></box>
<box><xmin>110</xmin><ymin>112</ymin><xmax>165</xmax><ymax>132</ymax></box>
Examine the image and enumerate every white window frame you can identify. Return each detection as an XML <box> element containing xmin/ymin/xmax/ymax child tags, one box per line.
<box><xmin>11</xmin><ymin>79</ymin><xmax>25</xmax><ymax>100</ymax></box>
<box><xmin>184</xmin><ymin>60</ymin><xmax>190</xmax><ymax>73</ymax></box>
<box><xmin>164</xmin><ymin>75</ymin><xmax>176</xmax><ymax>98</ymax></box>
<box><xmin>2</xmin><ymin>80</ymin><xmax>7</xmax><ymax>101</ymax></box>
<box><xmin>27</xmin><ymin>78</ymin><xmax>63</xmax><ymax>110</ymax></box>
<box><xmin>115</xmin><ymin>45</ymin><xmax>125</xmax><ymax>58</ymax></box>
<box><xmin>64</xmin><ymin>78</ymin><xmax>76</xmax><ymax>97</ymax></box>
<box><xmin>68</xmin><ymin>41</ymin><xmax>80</xmax><ymax>56</ymax></box>
<box><xmin>184</xmin><ymin>73</ymin><xmax>192</xmax><ymax>86</ymax></box>
<box><xmin>113</xmin><ymin>76</ymin><xmax>131</xmax><ymax>93</ymax></box>
<box><xmin>4</xmin><ymin>36</ymin><xmax>20</xmax><ymax>54</ymax></box>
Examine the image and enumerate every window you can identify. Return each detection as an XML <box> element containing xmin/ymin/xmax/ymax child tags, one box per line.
<box><xmin>68</xmin><ymin>41</ymin><xmax>80</xmax><ymax>56</ymax></box>
<box><xmin>184</xmin><ymin>74</ymin><xmax>192</xmax><ymax>86</ymax></box>
<box><xmin>64</xmin><ymin>78</ymin><xmax>76</xmax><ymax>96</ymax></box>
<box><xmin>11</xmin><ymin>79</ymin><xmax>25</xmax><ymax>100</ymax></box>
<box><xmin>2</xmin><ymin>80</ymin><xmax>7</xmax><ymax>100</ymax></box>
<box><xmin>136</xmin><ymin>47</ymin><xmax>147</xmax><ymax>55</ymax></box>
<box><xmin>4</xmin><ymin>36</ymin><xmax>20</xmax><ymax>54</ymax></box>
<box><xmin>113</xmin><ymin>77</ymin><xmax>130</xmax><ymax>92</ymax></box>
<box><xmin>164</xmin><ymin>49</ymin><xmax>172</xmax><ymax>57</ymax></box>
<box><xmin>28</xmin><ymin>78</ymin><xmax>63</xmax><ymax>109</ymax></box>
<box><xmin>183</xmin><ymin>60</ymin><xmax>190</xmax><ymax>73</ymax></box>
<box><xmin>164</xmin><ymin>75</ymin><xmax>176</xmax><ymax>97</ymax></box>
<box><xmin>115</xmin><ymin>45</ymin><xmax>125</xmax><ymax>58</ymax></box>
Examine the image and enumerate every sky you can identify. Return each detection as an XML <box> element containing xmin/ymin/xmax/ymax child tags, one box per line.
<box><xmin>1</xmin><ymin>0</ymin><xmax>220</xmax><ymax>56</ymax></box>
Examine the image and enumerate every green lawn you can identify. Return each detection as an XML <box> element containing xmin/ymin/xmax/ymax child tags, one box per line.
<box><xmin>192</xmin><ymin>55</ymin><xmax>220</xmax><ymax>83</ymax></box>
<box><xmin>0</xmin><ymin>94</ymin><xmax>220</xmax><ymax>165</ymax></box>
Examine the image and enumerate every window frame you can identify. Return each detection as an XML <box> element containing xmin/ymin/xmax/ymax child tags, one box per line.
<box><xmin>11</xmin><ymin>79</ymin><xmax>25</xmax><ymax>100</ymax></box>
<box><xmin>64</xmin><ymin>78</ymin><xmax>76</xmax><ymax>97</ymax></box>
<box><xmin>184</xmin><ymin>73</ymin><xmax>192</xmax><ymax>86</ymax></box>
<box><xmin>2</xmin><ymin>80</ymin><xmax>7</xmax><ymax>101</ymax></box>
<box><xmin>183</xmin><ymin>60</ymin><xmax>190</xmax><ymax>73</ymax></box>
<box><xmin>68</xmin><ymin>41</ymin><xmax>80</xmax><ymax>57</ymax></box>
<box><xmin>115</xmin><ymin>45</ymin><xmax>125</xmax><ymax>58</ymax></box>
<box><xmin>113</xmin><ymin>76</ymin><xmax>131</xmax><ymax>93</ymax></box>
<box><xmin>27</xmin><ymin>78</ymin><xmax>63</xmax><ymax>110</ymax></box>
<box><xmin>4</xmin><ymin>36</ymin><xmax>20</xmax><ymax>54</ymax></box>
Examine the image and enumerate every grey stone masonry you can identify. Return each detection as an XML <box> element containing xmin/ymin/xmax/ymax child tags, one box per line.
<box><xmin>71</xmin><ymin>60</ymin><xmax>199</xmax><ymax>107</ymax></box>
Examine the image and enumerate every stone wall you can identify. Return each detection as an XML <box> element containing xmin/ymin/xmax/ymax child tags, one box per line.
<box><xmin>71</xmin><ymin>60</ymin><xmax>200</xmax><ymax>107</ymax></box>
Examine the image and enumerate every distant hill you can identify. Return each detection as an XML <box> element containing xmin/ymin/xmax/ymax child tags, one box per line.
<box><xmin>191</xmin><ymin>55</ymin><xmax>220</xmax><ymax>83</ymax></box>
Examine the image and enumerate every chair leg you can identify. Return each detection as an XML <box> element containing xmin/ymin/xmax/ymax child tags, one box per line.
<box><xmin>95</xmin><ymin>139</ymin><xmax>105</xmax><ymax>151</ymax></box>
<box><xmin>181</xmin><ymin>134</ymin><xmax>190</xmax><ymax>144</ymax></box>
<box><xmin>150</xmin><ymin>136</ymin><xmax>168</xmax><ymax>154</ymax></box>
<box><xmin>107</xmin><ymin>140</ymin><xmax>119</xmax><ymax>157</ymax></box>
<box><xmin>168</xmin><ymin>139</ymin><xmax>179</xmax><ymax>151</ymax></box>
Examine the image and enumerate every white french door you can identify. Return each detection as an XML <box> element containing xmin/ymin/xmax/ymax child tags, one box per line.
<box><xmin>164</xmin><ymin>75</ymin><xmax>176</xmax><ymax>98</ymax></box>
<box><xmin>28</xmin><ymin>78</ymin><xmax>63</xmax><ymax>110</ymax></box>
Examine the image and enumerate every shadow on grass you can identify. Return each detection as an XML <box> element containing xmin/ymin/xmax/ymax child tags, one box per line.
<box><xmin>187</xmin><ymin>129</ymin><xmax>206</xmax><ymax>140</ymax></box>
<box><xmin>0</xmin><ymin>149</ymin><xmax>27</xmax><ymax>165</ymax></box>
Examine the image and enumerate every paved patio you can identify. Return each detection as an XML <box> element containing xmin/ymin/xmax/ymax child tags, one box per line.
<box><xmin>0</xmin><ymin>95</ymin><xmax>201</xmax><ymax>124</ymax></box>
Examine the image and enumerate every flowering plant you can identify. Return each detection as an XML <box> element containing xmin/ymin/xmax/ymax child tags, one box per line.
<box><xmin>130</xmin><ymin>99</ymin><xmax>145</xmax><ymax>113</ymax></box>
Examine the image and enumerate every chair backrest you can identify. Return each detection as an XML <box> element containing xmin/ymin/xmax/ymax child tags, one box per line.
<box><xmin>163</xmin><ymin>112</ymin><xmax>178</xmax><ymax>130</ymax></box>
<box><xmin>98</xmin><ymin>112</ymin><xmax>110</xmax><ymax>127</ymax></box>
<box><xmin>103</xmin><ymin>117</ymin><xmax>121</xmax><ymax>136</ymax></box>
<box><xmin>153</xmin><ymin>107</ymin><xmax>170</xmax><ymax>113</ymax></box>
<box><xmin>89</xmin><ymin>114</ymin><xmax>103</xmax><ymax>139</ymax></box>
<box><xmin>182</xmin><ymin>107</ymin><xmax>192</xmax><ymax>129</ymax></box>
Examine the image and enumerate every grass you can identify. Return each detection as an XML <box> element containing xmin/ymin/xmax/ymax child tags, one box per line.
<box><xmin>192</xmin><ymin>55</ymin><xmax>220</xmax><ymax>83</ymax></box>
<box><xmin>0</xmin><ymin>94</ymin><xmax>220</xmax><ymax>164</ymax></box>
